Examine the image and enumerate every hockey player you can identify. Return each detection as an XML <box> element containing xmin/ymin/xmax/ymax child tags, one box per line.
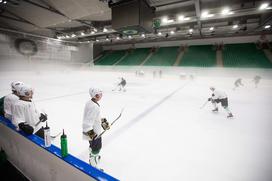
<box><xmin>82</xmin><ymin>87</ymin><xmax>110</xmax><ymax>169</ymax></box>
<box><xmin>253</xmin><ymin>75</ymin><xmax>261</xmax><ymax>88</ymax></box>
<box><xmin>12</xmin><ymin>84</ymin><xmax>47</xmax><ymax>138</ymax></box>
<box><xmin>233</xmin><ymin>78</ymin><xmax>243</xmax><ymax>90</ymax></box>
<box><xmin>118</xmin><ymin>77</ymin><xmax>126</xmax><ymax>91</ymax></box>
<box><xmin>208</xmin><ymin>87</ymin><xmax>233</xmax><ymax>118</ymax></box>
<box><xmin>0</xmin><ymin>81</ymin><xmax>24</xmax><ymax>120</ymax></box>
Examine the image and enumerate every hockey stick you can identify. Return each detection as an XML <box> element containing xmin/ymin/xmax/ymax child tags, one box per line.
<box><xmin>95</xmin><ymin>108</ymin><xmax>124</xmax><ymax>140</ymax></box>
<box><xmin>200</xmin><ymin>100</ymin><xmax>209</xmax><ymax>109</ymax></box>
<box><xmin>50</xmin><ymin>132</ymin><xmax>62</xmax><ymax>139</ymax></box>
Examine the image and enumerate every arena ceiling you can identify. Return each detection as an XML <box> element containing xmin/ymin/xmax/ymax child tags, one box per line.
<box><xmin>0</xmin><ymin>0</ymin><xmax>271</xmax><ymax>43</ymax></box>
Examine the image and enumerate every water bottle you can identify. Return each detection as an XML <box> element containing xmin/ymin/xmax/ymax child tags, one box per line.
<box><xmin>44</xmin><ymin>122</ymin><xmax>51</xmax><ymax>147</ymax></box>
<box><xmin>61</xmin><ymin>129</ymin><xmax>68</xmax><ymax>157</ymax></box>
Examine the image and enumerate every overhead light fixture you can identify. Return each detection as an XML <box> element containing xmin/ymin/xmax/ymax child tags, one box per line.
<box><xmin>65</xmin><ymin>35</ymin><xmax>70</xmax><ymax>38</ymax></box>
<box><xmin>221</xmin><ymin>7</ymin><xmax>233</xmax><ymax>15</ymax></box>
<box><xmin>209</xmin><ymin>27</ymin><xmax>214</xmax><ymax>31</ymax></box>
<box><xmin>162</xmin><ymin>17</ymin><xmax>168</xmax><ymax>23</ymax></box>
<box><xmin>116</xmin><ymin>36</ymin><xmax>120</xmax><ymax>40</ymax></box>
<box><xmin>167</xmin><ymin>19</ymin><xmax>174</xmax><ymax>23</ymax></box>
<box><xmin>71</xmin><ymin>34</ymin><xmax>76</xmax><ymax>37</ymax></box>
<box><xmin>0</xmin><ymin>0</ymin><xmax>3</xmax><ymax>3</ymax></box>
<box><xmin>189</xmin><ymin>29</ymin><xmax>193</xmax><ymax>33</ymax></box>
<box><xmin>141</xmin><ymin>33</ymin><xmax>145</xmax><ymax>38</ymax></box>
<box><xmin>232</xmin><ymin>24</ymin><xmax>238</xmax><ymax>29</ymax></box>
<box><xmin>93</xmin><ymin>28</ymin><xmax>97</xmax><ymax>32</ymax></box>
<box><xmin>103</xmin><ymin>28</ymin><xmax>108</xmax><ymax>32</ymax></box>
<box><xmin>170</xmin><ymin>30</ymin><xmax>175</xmax><ymax>34</ymax></box>
<box><xmin>178</xmin><ymin>15</ymin><xmax>185</xmax><ymax>21</ymax></box>
<box><xmin>106</xmin><ymin>38</ymin><xmax>109</xmax><ymax>41</ymax></box>
<box><xmin>265</xmin><ymin>25</ymin><xmax>271</xmax><ymax>29</ymax></box>
<box><xmin>81</xmin><ymin>32</ymin><xmax>85</xmax><ymax>35</ymax></box>
<box><xmin>158</xmin><ymin>32</ymin><xmax>162</xmax><ymax>36</ymax></box>
<box><xmin>184</xmin><ymin>17</ymin><xmax>190</xmax><ymax>20</ymax></box>
<box><xmin>259</xmin><ymin>3</ymin><xmax>269</xmax><ymax>10</ymax></box>
<box><xmin>201</xmin><ymin>11</ymin><xmax>214</xmax><ymax>18</ymax></box>
<box><xmin>91</xmin><ymin>31</ymin><xmax>95</xmax><ymax>34</ymax></box>
<box><xmin>3</xmin><ymin>1</ymin><xmax>7</xmax><ymax>4</ymax></box>
<box><xmin>96</xmin><ymin>39</ymin><xmax>99</xmax><ymax>42</ymax></box>
<box><xmin>128</xmin><ymin>35</ymin><xmax>132</xmax><ymax>39</ymax></box>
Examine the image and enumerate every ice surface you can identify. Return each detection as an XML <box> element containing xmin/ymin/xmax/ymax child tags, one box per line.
<box><xmin>1</xmin><ymin>67</ymin><xmax>272</xmax><ymax>181</ymax></box>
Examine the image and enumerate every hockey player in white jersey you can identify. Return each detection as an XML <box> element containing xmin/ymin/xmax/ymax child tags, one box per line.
<box><xmin>208</xmin><ymin>87</ymin><xmax>234</xmax><ymax>118</ymax></box>
<box><xmin>82</xmin><ymin>87</ymin><xmax>110</xmax><ymax>169</ymax></box>
<box><xmin>12</xmin><ymin>84</ymin><xmax>47</xmax><ymax>138</ymax></box>
<box><xmin>0</xmin><ymin>81</ymin><xmax>24</xmax><ymax>120</ymax></box>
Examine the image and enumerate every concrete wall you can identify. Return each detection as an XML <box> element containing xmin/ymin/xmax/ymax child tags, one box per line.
<box><xmin>0</xmin><ymin>31</ymin><xmax>93</xmax><ymax>71</ymax></box>
<box><xmin>102</xmin><ymin>35</ymin><xmax>272</xmax><ymax>50</ymax></box>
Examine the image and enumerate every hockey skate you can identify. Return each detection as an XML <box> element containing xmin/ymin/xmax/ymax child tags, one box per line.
<box><xmin>227</xmin><ymin>113</ymin><xmax>233</xmax><ymax>118</ymax></box>
<box><xmin>212</xmin><ymin>107</ymin><xmax>218</xmax><ymax>113</ymax></box>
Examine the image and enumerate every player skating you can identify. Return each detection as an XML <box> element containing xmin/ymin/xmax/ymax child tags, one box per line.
<box><xmin>233</xmin><ymin>78</ymin><xmax>244</xmax><ymax>90</ymax></box>
<box><xmin>253</xmin><ymin>75</ymin><xmax>261</xmax><ymax>88</ymax></box>
<box><xmin>208</xmin><ymin>87</ymin><xmax>233</xmax><ymax>118</ymax></box>
<box><xmin>113</xmin><ymin>77</ymin><xmax>126</xmax><ymax>92</ymax></box>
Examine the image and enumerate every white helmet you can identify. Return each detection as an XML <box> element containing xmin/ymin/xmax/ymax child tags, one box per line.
<box><xmin>18</xmin><ymin>84</ymin><xmax>33</xmax><ymax>97</ymax></box>
<box><xmin>210</xmin><ymin>86</ymin><xmax>215</xmax><ymax>91</ymax></box>
<box><xmin>89</xmin><ymin>87</ymin><xmax>102</xmax><ymax>98</ymax></box>
<box><xmin>11</xmin><ymin>81</ymin><xmax>24</xmax><ymax>91</ymax></box>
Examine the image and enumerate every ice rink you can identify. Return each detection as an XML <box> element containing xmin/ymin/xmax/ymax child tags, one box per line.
<box><xmin>1</xmin><ymin>67</ymin><xmax>272</xmax><ymax>181</ymax></box>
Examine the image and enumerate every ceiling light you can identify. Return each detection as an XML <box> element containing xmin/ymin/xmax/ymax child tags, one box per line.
<box><xmin>221</xmin><ymin>8</ymin><xmax>233</xmax><ymax>15</ymax></box>
<box><xmin>106</xmin><ymin>38</ymin><xmax>109</xmax><ymax>41</ymax></box>
<box><xmin>167</xmin><ymin>19</ymin><xmax>174</xmax><ymax>23</ymax></box>
<box><xmin>265</xmin><ymin>25</ymin><xmax>271</xmax><ymax>29</ymax></box>
<box><xmin>178</xmin><ymin>15</ymin><xmax>184</xmax><ymax>21</ymax></box>
<box><xmin>81</xmin><ymin>32</ymin><xmax>85</xmax><ymax>35</ymax></box>
<box><xmin>162</xmin><ymin>17</ymin><xmax>168</xmax><ymax>23</ymax></box>
<box><xmin>3</xmin><ymin>1</ymin><xmax>7</xmax><ymax>4</ymax></box>
<box><xmin>209</xmin><ymin>27</ymin><xmax>214</xmax><ymax>31</ymax></box>
<box><xmin>103</xmin><ymin>28</ymin><xmax>108</xmax><ymax>32</ymax></box>
<box><xmin>128</xmin><ymin>35</ymin><xmax>132</xmax><ymax>39</ymax></box>
<box><xmin>141</xmin><ymin>34</ymin><xmax>145</xmax><ymax>38</ymax></box>
<box><xmin>71</xmin><ymin>34</ymin><xmax>76</xmax><ymax>37</ymax></box>
<box><xmin>259</xmin><ymin>3</ymin><xmax>269</xmax><ymax>10</ymax></box>
<box><xmin>232</xmin><ymin>24</ymin><xmax>238</xmax><ymax>29</ymax></box>
<box><xmin>116</xmin><ymin>37</ymin><xmax>120</xmax><ymax>40</ymax></box>
<box><xmin>65</xmin><ymin>35</ymin><xmax>69</xmax><ymax>38</ymax></box>
<box><xmin>0</xmin><ymin>0</ymin><xmax>3</xmax><ymax>3</ymax></box>
<box><xmin>189</xmin><ymin>29</ymin><xmax>193</xmax><ymax>33</ymax></box>
<box><xmin>201</xmin><ymin>11</ymin><xmax>214</xmax><ymax>18</ymax></box>
<box><xmin>158</xmin><ymin>32</ymin><xmax>162</xmax><ymax>36</ymax></box>
<box><xmin>170</xmin><ymin>30</ymin><xmax>175</xmax><ymax>34</ymax></box>
<box><xmin>93</xmin><ymin>28</ymin><xmax>97</xmax><ymax>32</ymax></box>
<box><xmin>91</xmin><ymin>31</ymin><xmax>95</xmax><ymax>34</ymax></box>
<box><xmin>96</xmin><ymin>39</ymin><xmax>99</xmax><ymax>42</ymax></box>
<box><xmin>184</xmin><ymin>17</ymin><xmax>190</xmax><ymax>20</ymax></box>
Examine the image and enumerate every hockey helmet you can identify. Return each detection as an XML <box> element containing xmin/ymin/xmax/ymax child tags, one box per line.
<box><xmin>11</xmin><ymin>81</ymin><xmax>24</xmax><ymax>91</ymax></box>
<box><xmin>18</xmin><ymin>84</ymin><xmax>33</xmax><ymax>97</ymax></box>
<box><xmin>89</xmin><ymin>87</ymin><xmax>102</xmax><ymax>98</ymax></box>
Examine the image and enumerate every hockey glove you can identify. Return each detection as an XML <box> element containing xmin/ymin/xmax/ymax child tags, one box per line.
<box><xmin>101</xmin><ymin>118</ymin><xmax>110</xmax><ymax>130</ymax></box>
<box><xmin>39</xmin><ymin>113</ymin><xmax>47</xmax><ymax>122</ymax></box>
<box><xmin>18</xmin><ymin>122</ymin><xmax>34</xmax><ymax>135</ymax></box>
<box><xmin>86</xmin><ymin>129</ymin><xmax>97</xmax><ymax>140</ymax></box>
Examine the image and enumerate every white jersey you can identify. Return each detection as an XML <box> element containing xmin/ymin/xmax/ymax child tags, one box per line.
<box><xmin>82</xmin><ymin>100</ymin><xmax>102</xmax><ymax>135</ymax></box>
<box><xmin>12</xmin><ymin>99</ymin><xmax>44</xmax><ymax>133</ymax></box>
<box><xmin>4</xmin><ymin>93</ymin><xmax>19</xmax><ymax>120</ymax></box>
<box><xmin>212</xmin><ymin>89</ymin><xmax>227</xmax><ymax>100</ymax></box>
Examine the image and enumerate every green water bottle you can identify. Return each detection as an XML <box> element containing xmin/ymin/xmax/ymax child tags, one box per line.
<box><xmin>61</xmin><ymin>129</ymin><xmax>68</xmax><ymax>157</ymax></box>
